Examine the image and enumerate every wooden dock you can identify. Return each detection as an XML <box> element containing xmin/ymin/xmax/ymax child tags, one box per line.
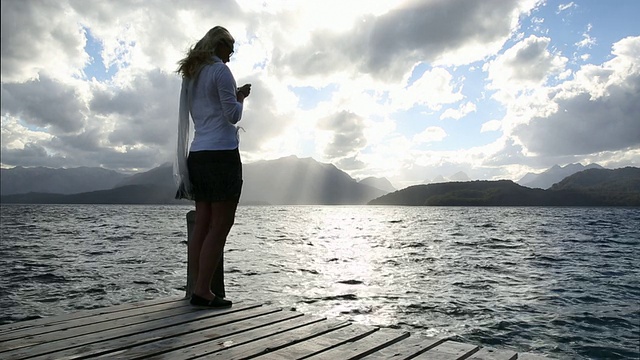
<box><xmin>0</xmin><ymin>296</ymin><xmax>549</xmax><ymax>359</ymax></box>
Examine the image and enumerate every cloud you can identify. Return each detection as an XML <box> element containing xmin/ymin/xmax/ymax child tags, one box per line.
<box><xmin>1</xmin><ymin>119</ymin><xmax>49</xmax><ymax>149</ymax></box>
<box><xmin>514</xmin><ymin>36</ymin><xmax>640</xmax><ymax>156</ymax></box>
<box><xmin>575</xmin><ymin>24</ymin><xmax>596</xmax><ymax>49</ymax></box>
<box><xmin>413</xmin><ymin>126</ymin><xmax>447</xmax><ymax>144</ymax></box>
<box><xmin>99</xmin><ymin>69</ymin><xmax>179</xmax><ymax>147</ymax></box>
<box><xmin>1</xmin><ymin>76</ymin><xmax>87</xmax><ymax>134</ymax></box>
<box><xmin>482</xmin><ymin>138</ymin><xmax>530</xmax><ymax>166</ymax></box>
<box><xmin>0</xmin><ymin>1</ymin><xmax>89</xmax><ymax>82</ymax></box>
<box><xmin>393</xmin><ymin>67</ymin><xmax>463</xmax><ymax>111</ymax></box>
<box><xmin>317</xmin><ymin>111</ymin><xmax>367</xmax><ymax>161</ymax></box>
<box><xmin>0</xmin><ymin>143</ymin><xmax>69</xmax><ymax>169</ymax></box>
<box><xmin>440</xmin><ymin>101</ymin><xmax>477</xmax><ymax>120</ymax></box>
<box><xmin>274</xmin><ymin>0</ymin><xmax>540</xmax><ymax>82</ymax></box>
<box><xmin>481</xmin><ymin>120</ymin><xmax>502</xmax><ymax>133</ymax></box>
<box><xmin>516</xmin><ymin>80</ymin><xmax>640</xmax><ymax>155</ymax></box>
<box><xmin>0</xmin><ymin>68</ymin><xmax>180</xmax><ymax>168</ymax></box>
<box><xmin>557</xmin><ymin>2</ymin><xmax>576</xmax><ymax>13</ymax></box>
<box><xmin>0</xmin><ymin>0</ymin><xmax>637</xmax><ymax>186</ymax></box>
<box><xmin>486</xmin><ymin>35</ymin><xmax>568</xmax><ymax>97</ymax></box>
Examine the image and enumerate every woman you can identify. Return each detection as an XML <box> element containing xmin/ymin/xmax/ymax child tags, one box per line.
<box><xmin>176</xmin><ymin>26</ymin><xmax>251</xmax><ymax>307</ymax></box>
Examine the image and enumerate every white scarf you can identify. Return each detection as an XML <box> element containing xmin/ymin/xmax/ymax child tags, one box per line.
<box><xmin>173</xmin><ymin>77</ymin><xmax>194</xmax><ymax>200</ymax></box>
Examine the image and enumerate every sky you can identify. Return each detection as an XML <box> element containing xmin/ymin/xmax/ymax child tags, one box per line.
<box><xmin>1</xmin><ymin>0</ymin><xmax>639</xmax><ymax>189</ymax></box>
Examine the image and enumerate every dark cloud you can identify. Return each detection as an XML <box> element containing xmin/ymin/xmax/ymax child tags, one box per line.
<box><xmin>318</xmin><ymin>111</ymin><xmax>367</xmax><ymax>160</ymax></box>
<box><xmin>91</xmin><ymin>146</ymin><xmax>170</xmax><ymax>170</ymax></box>
<box><xmin>1</xmin><ymin>69</ymin><xmax>179</xmax><ymax>168</ymax></box>
<box><xmin>69</xmin><ymin>0</ymin><xmax>244</xmax><ymax>74</ymax></box>
<box><xmin>1</xmin><ymin>76</ymin><xmax>87</xmax><ymax>134</ymax></box>
<box><xmin>1</xmin><ymin>1</ymin><xmax>86</xmax><ymax>81</ymax></box>
<box><xmin>482</xmin><ymin>139</ymin><xmax>529</xmax><ymax>166</ymax></box>
<box><xmin>233</xmin><ymin>77</ymin><xmax>294</xmax><ymax>152</ymax></box>
<box><xmin>1</xmin><ymin>134</ymin><xmax>169</xmax><ymax>171</ymax></box>
<box><xmin>99</xmin><ymin>69</ymin><xmax>179</xmax><ymax>147</ymax></box>
<box><xmin>55</xmin><ymin>130</ymin><xmax>102</xmax><ymax>152</ymax></box>
<box><xmin>504</xmin><ymin>37</ymin><xmax>554</xmax><ymax>82</ymax></box>
<box><xmin>515</xmin><ymin>73</ymin><xmax>640</xmax><ymax>156</ymax></box>
<box><xmin>336</xmin><ymin>156</ymin><xmax>367</xmax><ymax>171</ymax></box>
<box><xmin>275</xmin><ymin>0</ymin><xmax>527</xmax><ymax>81</ymax></box>
<box><xmin>0</xmin><ymin>143</ymin><xmax>69</xmax><ymax>168</ymax></box>
<box><xmin>91</xmin><ymin>88</ymin><xmax>145</xmax><ymax>117</ymax></box>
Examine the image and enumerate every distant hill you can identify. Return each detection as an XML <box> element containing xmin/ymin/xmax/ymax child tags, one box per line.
<box><xmin>358</xmin><ymin>176</ymin><xmax>395</xmax><ymax>193</ymax></box>
<box><xmin>242</xmin><ymin>156</ymin><xmax>386</xmax><ymax>204</ymax></box>
<box><xmin>429</xmin><ymin>175</ymin><xmax>447</xmax><ymax>184</ymax></box>
<box><xmin>518</xmin><ymin>163</ymin><xmax>604</xmax><ymax>189</ymax></box>
<box><xmin>370</xmin><ymin>167</ymin><xmax>640</xmax><ymax>206</ymax></box>
<box><xmin>115</xmin><ymin>163</ymin><xmax>174</xmax><ymax>188</ymax></box>
<box><xmin>1</xmin><ymin>156</ymin><xmax>386</xmax><ymax>205</ymax></box>
<box><xmin>426</xmin><ymin>171</ymin><xmax>470</xmax><ymax>184</ymax></box>
<box><xmin>114</xmin><ymin>155</ymin><xmax>386</xmax><ymax>205</ymax></box>
<box><xmin>369</xmin><ymin>180</ymin><xmax>596</xmax><ymax>206</ymax></box>
<box><xmin>0</xmin><ymin>185</ymin><xmax>185</xmax><ymax>204</ymax></box>
<box><xmin>449</xmin><ymin>171</ymin><xmax>471</xmax><ymax>181</ymax></box>
<box><xmin>550</xmin><ymin>167</ymin><xmax>640</xmax><ymax>205</ymax></box>
<box><xmin>0</xmin><ymin>166</ymin><xmax>129</xmax><ymax>195</ymax></box>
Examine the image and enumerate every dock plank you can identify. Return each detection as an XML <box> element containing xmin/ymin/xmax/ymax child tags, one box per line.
<box><xmin>0</xmin><ymin>300</ymin><xmax>199</xmax><ymax>350</ymax></box>
<box><xmin>24</xmin><ymin>305</ymin><xmax>274</xmax><ymax>360</ymax></box>
<box><xmin>256</xmin><ymin>323</ymin><xmax>379</xmax><ymax>359</ymax></box>
<box><xmin>412</xmin><ymin>340</ymin><xmax>480</xmax><ymax>360</ymax></box>
<box><xmin>0</xmin><ymin>296</ymin><xmax>184</xmax><ymax>336</ymax></box>
<box><xmin>1</xmin><ymin>296</ymin><xmax>554</xmax><ymax>360</ymax></box>
<box><xmin>206</xmin><ymin>319</ymin><xmax>351</xmax><ymax>359</ymax></box>
<box><xmin>147</xmin><ymin>315</ymin><xmax>332</xmax><ymax>360</ymax></box>
<box><xmin>92</xmin><ymin>309</ymin><xmax>306</xmax><ymax>359</ymax></box>
<box><xmin>2</xmin><ymin>303</ymin><xmax>264</xmax><ymax>360</ymax></box>
<box><xmin>360</xmin><ymin>335</ymin><xmax>446</xmax><ymax>359</ymax></box>
<box><xmin>304</xmin><ymin>328</ymin><xmax>411</xmax><ymax>360</ymax></box>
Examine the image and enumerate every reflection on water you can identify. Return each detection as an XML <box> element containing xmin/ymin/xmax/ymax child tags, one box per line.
<box><xmin>1</xmin><ymin>205</ymin><xmax>639</xmax><ymax>359</ymax></box>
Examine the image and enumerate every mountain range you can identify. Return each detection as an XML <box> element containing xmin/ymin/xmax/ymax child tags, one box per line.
<box><xmin>517</xmin><ymin>163</ymin><xmax>604</xmax><ymax>189</ymax></box>
<box><xmin>0</xmin><ymin>166</ymin><xmax>128</xmax><ymax>195</ymax></box>
<box><xmin>370</xmin><ymin>167</ymin><xmax>640</xmax><ymax>206</ymax></box>
<box><xmin>426</xmin><ymin>171</ymin><xmax>471</xmax><ymax>184</ymax></box>
<box><xmin>0</xmin><ymin>156</ymin><xmax>387</xmax><ymax>205</ymax></box>
<box><xmin>2</xmin><ymin>159</ymin><xmax>636</xmax><ymax>206</ymax></box>
<box><xmin>358</xmin><ymin>176</ymin><xmax>396</xmax><ymax>193</ymax></box>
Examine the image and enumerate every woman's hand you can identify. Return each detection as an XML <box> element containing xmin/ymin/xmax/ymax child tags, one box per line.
<box><xmin>237</xmin><ymin>84</ymin><xmax>251</xmax><ymax>98</ymax></box>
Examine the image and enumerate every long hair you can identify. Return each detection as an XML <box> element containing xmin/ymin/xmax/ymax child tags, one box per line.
<box><xmin>177</xmin><ymin>26</ymin><xmax>234</xmax><ymax>78</ymax></box>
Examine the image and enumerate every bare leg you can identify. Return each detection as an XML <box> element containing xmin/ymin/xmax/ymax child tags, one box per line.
<box><xmin>193</xmin><ymin>200</ymin><xmax>238</xmax><ymax>300</ymax></box>
<box><xmin>189</xmin><ymin>202</ymin><xmax>212</xmax><ymax>288</ymax></box>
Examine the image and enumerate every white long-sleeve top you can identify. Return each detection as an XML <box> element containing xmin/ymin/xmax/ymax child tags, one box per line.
<box><xmin>189</xmin><ymin>56</ymin><xmax>243</xmax><ymax>151</ymax></box>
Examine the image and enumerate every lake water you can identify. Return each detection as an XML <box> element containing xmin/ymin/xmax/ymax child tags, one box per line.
<box><xmin>0</xmin><ymin>205</ymin><xmax>638</xmax><ymax>359</ymax></box>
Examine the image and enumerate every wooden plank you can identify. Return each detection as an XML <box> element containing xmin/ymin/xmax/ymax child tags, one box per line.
<box><xmin>3</xmin><ymin>303</ymin><xmax>266</xmax><ymax>360</ymax></box>
<box><xmin>0</xmin><ymin>301</ymin><xmax>248</xmax><ymax>353</ymax></box>
<box><xmin>146</xmin><ymin>315</ymin><xmax>332</xmax><ymax>360</ymax></box>
<box><xmin>205</xmin><ymin>319</ymin><xmax>352</xmax><ymax>360</ymax></box>
<box><xmin>0</xmin><ymin>300</ymin><xmax>199</xmax><ymax>349</ymax></box>
<box><xmin>0</xmin><ymin>295</ymin><xmax>555</xmax><ymax>360</ymax></box>
<box><xmin>412</xmin><ymin>340</ymin><xmax>480</xmax><ymax>360</ymax></box>
<box><xmin>255</xmin><ymin>323</ymin><xmax>379</xmax><ymax>359</ymax></box>
<box><xmin>467</xmin><ymin>347</ymin><xmax>517</xmax><ymax>360</ymax></box>
<box><xmin>90</xmin><ymin>309</ymin><xmax>306</xmax><ymax>359</ymax></box>
<box><xmin>304</xmin><ymin>328</ymin><xmax>411</xmax><ymax>360</ymax></box>
<box><xmin>0</xmin><ymin>296</ymin><xmax>185</xmax><ymax>335</ymax></box>
<box><xmin>360</xmin><ymin>335</ymin><xmax>446</xmax><ymax>359</ymax></box>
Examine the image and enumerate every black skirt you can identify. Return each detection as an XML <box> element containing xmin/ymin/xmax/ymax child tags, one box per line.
<box><xmin>186</xmin><ymin>148</ymin><xmax>242</xmax><ymax>203</ymax></box>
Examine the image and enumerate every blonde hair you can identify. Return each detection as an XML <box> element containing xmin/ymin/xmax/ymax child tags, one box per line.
<box><xmin>177</xmin><ymin>26</ymin><xmax>234</xmax><ymax>78</ymax></box>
